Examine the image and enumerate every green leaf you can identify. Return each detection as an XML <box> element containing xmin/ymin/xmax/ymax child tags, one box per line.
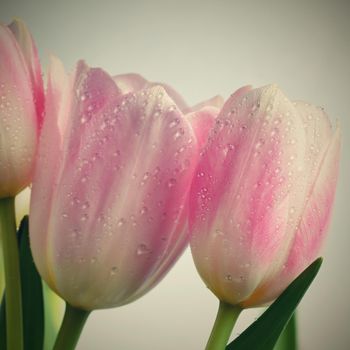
<box><xmin>18</xmin><ymin>216</ymin><xmax>44</xmax><ymax>350</ymax></box>
<box><xmin>0</xmin><ymin>216</ymin><xmax>44</xmax><ymax>350</ymax></box>
<box><xmin>0</xmin><ymin>294</ymin><xmax>5</xmax><ymax>348</ymax></box>
<box><xmin>226</xmin><ymin>258</ymin><xmax>322</xmax><ymax>350</ymax></box>
<box><xmin>273</xmin><ymin>312</ymin><xmax>297</xmax><ymax>350</ymax></box>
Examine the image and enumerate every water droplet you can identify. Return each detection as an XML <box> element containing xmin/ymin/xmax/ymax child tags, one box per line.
<box><xmin>136</xmin><ymin>243</ymin><xmax>151</xmax><ymax>256</ymax></box>
<box><xmin>215</xmin><ymin>229</ymin><xmax>224</xmax><ymax>236</ymax></box>
<box><xmin>82</xmin><ymin>201</ymin><xmax>90</xmax><ymax>210</ymax></box>
<box><xmin>169</xmin><ymin>118</ymin><xmax>179</xmax><ymax>128</ymax></box>
<box><xmin>80</xmin><ymin>115</ymin><xmax>90</xmax><ymax>124</ymax></box>
<box><xmin>174</xmin><ymin>130</ymin><xmax>183</xmax><ymax>140</ymax></box>
<box><xmin>117</xmin><ymin>218</ymin><xmax>126</xmax><ymax>227</ymax></box>
<box><xmin>140</xmin><ymin>206</ymin><xmax>148</xmax><ymax>215</ymax></box>
<box><xmin>167</xmin><ymin>178</ymin><xmax>177</xmax><ymax>188</ymax></box>
<box><xmin>110</xmin><ymin>266</ymin><xmax>118</xmax><ymax>275</ymax></box>
<box><xmin>225</xmin><ymin>274</ymin><xmax>232</xmax><ymax>281</ymax></box>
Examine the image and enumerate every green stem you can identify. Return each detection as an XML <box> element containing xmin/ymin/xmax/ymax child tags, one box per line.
<box><xmin>206</xmin><ymin>300</ymin><xmax>242</xmax><ymax>350</ymax></box>
<box><xmin>0</xmin><ymin>197</ymin><xmax>23</xmax><ymax>350</ymax></box>
<box><xmin>274</xmin><ymin>312</ymin><xmax>298</xmax><ymax>350</ymax></box>
<box><xmin>53</xmin><ymin>303</ymin><xmax>90</xmax><ymax>350</ymax></box>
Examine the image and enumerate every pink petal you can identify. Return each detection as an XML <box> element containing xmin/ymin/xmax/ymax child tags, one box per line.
<box><xmin>186</xmin><ymin>106</ymin><xmax>219</xmax><ymax>150</ymax></box>
<box><xmin>8</xmin><ymin>18</ymin><xmax>44</xmax><ymax>126</ymax></box>
<box><xmin>244</xmin><ymin>126</ymin><xmax>341</xmax><ymax>307</ymax></box>
<box><xmin>113</xmin><ymin>73</ymin><xmax>148</xmax><ymax>94</ymax></box>
<box><xmin>147</xmin><ymin>81</ymin><xmax>188</xmax><ymax>112</ymax></box>
<box><xmin>29</xmin><ymin>56</ymin><xmax>68</xmax><ymax>287</ymax></box>
<box><xmin>187</xmin><ymin>95</ymin><xmax>225</xmax><ymax>114</ymax></box>
<box><xmin>113</xmin><ymin>73</ymin><xmax>188</xmax><ymax>112</ymax></box>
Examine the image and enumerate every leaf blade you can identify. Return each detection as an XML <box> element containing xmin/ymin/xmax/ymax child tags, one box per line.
<box><xmin>226</xmin><ymin>258</ymin><xmax>322</xmax><ymax>350</ymax></box>
<box><xmin>18</xmin><ymin>216</ymin><xmax>44</xmax><ymax>350</ymax></box>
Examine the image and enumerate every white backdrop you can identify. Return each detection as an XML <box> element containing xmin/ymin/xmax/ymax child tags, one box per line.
<box><xmin>1</xmin><ymin>0</ymin><xmax>349</xmax><ymax>349</ymax></box>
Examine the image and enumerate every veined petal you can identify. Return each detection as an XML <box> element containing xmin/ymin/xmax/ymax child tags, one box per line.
<box><xmin>187</xmin><ymin>106</ymin><xmax>219</xmax><ymax>150</ymax></box>
<box><xmin>113</xmin><ymin>73</ymin><xmax>148</xmax><ymax>94</ymax></box>
<box><xmin>113</xmin><ymin>73</ymin><xmax>188</xmax><ymax>112</ymax></box>
<box><xmin>244</xmin><ymin>127</ymin><xmax>341</xmax><ymax>306</ymax></box>
<box><xmin>188</xmin><ymin>95</ymin><xmax>225</xmax><ymax>113</ymax></box>
<box><xmin>30</xmin><ymin>56</ymin><xmax>69</xmax><ymax>288</ymax></box>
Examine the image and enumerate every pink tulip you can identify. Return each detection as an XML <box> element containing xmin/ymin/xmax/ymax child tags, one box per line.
<box><xmin>30</xmin><ymin>57</ymin><xmax>200</xmax><ymax>310</ymax></box>
<box><xmin>189</xmin><ymin>85</ymin><xmax>340</xmax><ymax>307</ymax></box>
<box><xmin>0</xmin><ymin>19</ymin><xmax>44</xmax><ymax>198</ymax></box>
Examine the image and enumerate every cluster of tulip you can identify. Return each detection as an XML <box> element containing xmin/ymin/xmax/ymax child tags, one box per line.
<box><xmin>0</xmin><ymin>19</ymin><xmax>340</xmax><ymax>350</ymax></box>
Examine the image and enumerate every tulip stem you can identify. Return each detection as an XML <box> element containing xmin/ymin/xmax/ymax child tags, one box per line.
<box><xmin>53</xmin><ymin>303</ymin><xmax>90</xmax><ymax>350</ymax></box>
<box><xmin>206</xmin><ymin>300</ymin><xmax>242</xmax><ymax>350</ymax></box>
<box><xmin>0</xmin><ymin>197</ymin><xmax>23</xmax><ymax>350</ymax></box>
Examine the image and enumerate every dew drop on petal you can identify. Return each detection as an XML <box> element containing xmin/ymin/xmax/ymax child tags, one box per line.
<box><xmin>140</xmin><ymin>206</ymin><xmax>148</xmax><ymax>215</ymax></box>
<box><xmin>225</xmin><ymin>274</ymin><xmax>232</xmax><ymax>281</ymax></box>
<box><xmin>117</xmin><ymin>218</ymin><xmax>126</xmax><ymax>227</ymax></box>
<box><xmin>167</xmin><ymin>178</ymin><xmax>177</xmax><ymax>188</ymax></box>
<box><xmin>136</xmin><ymin>244</ymin><xmax>151</xmax><ymax>256</ymax></box>
<box><xmin>110</xmin><ymin>266</ymin><xmax>118</xmax><ymax>275</ymax></box>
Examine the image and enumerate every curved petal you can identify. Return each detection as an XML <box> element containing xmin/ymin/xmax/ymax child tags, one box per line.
<box><xmin>30</xmin><ymin>56</ymin><xmax>69</xmax><ymax>288</ymax></box>
<box><xmin>8</xmin><ymin>18</ymin><xmax>44</xmax><ymax>126</ymax></box>
<box><xmin>187</xmin><ymin>95</ymin><xmax>225</xmax><ymax>114</ymax></box>
<box><xmin>187</xmin><ymin>106</ymin><xmax>219</xmax><ymax>150</ymax></box>
<box><xmin>190</xmin><ymin>85</ymin><xmax>308</xmax><ymax>305</ymax></box>
<box><xmin>0</xmin><ymin>24</ymin><xmax>38</xmax><ymax>197</ymax></box>
<box><xmin>147</xmin><ymin>81</ymin><xmax>188</xmax><ymax>112</ymax></box>
<box><xmin>244</xmin><ymin>126</ymin><xmax>341</xmax><ymax>306</ymax></box>
<box><xmin>113</xmin><ymin>73</ymin><xmax>148</xmax><ymax>94</ymax></box>
<box><xmin>113</xmin><ymin>73</ymin><xmax>188</xmax><ymax>112</ymax></box>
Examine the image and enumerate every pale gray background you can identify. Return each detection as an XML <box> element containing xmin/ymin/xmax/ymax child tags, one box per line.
<box><xmin>1</xmin><ymin>0</ymin><xmax>349</xmax><ymax>349</ymax></box>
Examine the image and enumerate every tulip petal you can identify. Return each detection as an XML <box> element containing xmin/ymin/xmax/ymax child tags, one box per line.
<box><xmin>190</xmin><ymin>85</ymin><xmax>309</xmax><ymax>305</ymax></box>
<box><xmin>8</xmin><ymin>18</ymin><xmax>44</xmax><ymax>126</ymax></box>
<box><xmin>245</xmin><ymin>127</ymin><xmax>341</xmax><ymax>306</ymax></box>
<box><xmin>30</xmin><ymin>56</ymin><xmax>68</xmax><ymax>288</ymax></box>
<box><xmin>187</xmin><ymin>106</ymin><xmax>219</xmax><ymax>150</ymax></box>
<box><xmin>113</xmin><ymin>73</ymin><xmax>188</xmax><ymax>112</ymax></box>
<box><xmin>148</xmin><ymin>81</ymin><xmax>188</xmax><ymax>112</ymax></box>
<box><xmin>0</xmin><ymin>24</ymin><xmax>37</xmax><ymax>197</ymax></box>
<box><xmin>113</xmin><ymin>73</ymin><xmax>148</xmax><ymax>94</ymax></box>
<box><xmin>188</xmin><ymin>95</ymin><xmax>225</xmax><ymax>113</ymax></box>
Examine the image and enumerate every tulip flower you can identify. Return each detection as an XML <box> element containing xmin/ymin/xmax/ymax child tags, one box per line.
<box><xmin>0</xmin><ymin>19</ymin><xmax>44</xmax><ymax>198</ymax></box>
<box><xmin>0</xmin><ymin>19</ymin><xmax>44</xmax><ymax>350</ymax></box>
<box><xmin>189</xmin><ymin>85</ymin><xmax>340</xmax><ymax>349</ymax></box>
<box><xmin>29</xmin><ymin>57</ymin><xmax>201</xmax><ymax>349</ymax></box>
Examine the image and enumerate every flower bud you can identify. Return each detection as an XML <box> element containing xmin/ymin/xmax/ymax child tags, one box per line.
<box><xmin>0</xmin><ymin>19</ymin><xmax>44</xmax><ymax>198</ymax></box>
<box><xmin>190</xmin><ymin>85</ymin><xmax>340</xmax><ymax>307</ymax></box>
<box><xmin>30</xmin><ymin>57</ymin><xmax>199</xmax><ymax>310</ymax></box>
